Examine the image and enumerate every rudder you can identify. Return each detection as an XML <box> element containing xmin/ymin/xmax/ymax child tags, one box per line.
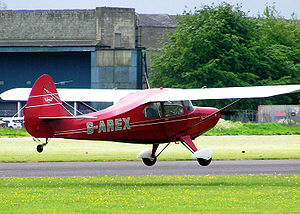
<box><xmin>23</xmin><ymin>74</ymin><xmax>71</xmax><ymax>138</ymax></box>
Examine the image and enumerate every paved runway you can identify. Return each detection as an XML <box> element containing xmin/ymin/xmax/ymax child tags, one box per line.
<box><xmin>0</xmin><ymin>159</ymin><xmax>299</xmax><ymax>177</ymax></box>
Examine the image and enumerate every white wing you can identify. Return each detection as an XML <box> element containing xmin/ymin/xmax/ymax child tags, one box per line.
<box><xmin>0</xmin><ymin>88</ymin><xmax>139</xmax><ymax>103</ymax></box>
<box><xmin>2</xmin><ymin>85</ymin><xmax>299</xmax><ymax>103</ymax></box>
<box><xmin>144</xmin><ymin>85</ymin><xmax>300</xmax><ymax>103</ymax></box>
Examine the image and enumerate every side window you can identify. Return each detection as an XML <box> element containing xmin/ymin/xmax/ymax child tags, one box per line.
<box><xmin>183</xmin><ymin>100</ymin><xmax>194</xmax><ymax>112</ymax></box>
<box><xmin>143</xmin><ymin>102</ymin><xmax>162</xmax><ymax>119</ymax></box>
<box><xmin>164</xmin><ymin>101</ymin><xmax>184</xmax><ymax>117</ymax></box>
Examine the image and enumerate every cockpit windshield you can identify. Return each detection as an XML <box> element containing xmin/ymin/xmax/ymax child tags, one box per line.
<box><xmin>143</xmin><ymin>100</ymin><xmax>194</xmax><ymax>119</ymax></box>
<box><xmin>183</xmin><ymin>100</ymin><xmax>194</xmax><ymax>112</ymax></box>
<box><xmin>164</xmin><ymin>101</ymin><xmax>184</xmax><ymax>117</ymax></box>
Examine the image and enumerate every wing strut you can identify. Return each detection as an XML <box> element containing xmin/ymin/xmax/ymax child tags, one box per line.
<box><xmin>172</xmin><ymin>98</ymin><xmax>245</xmax><ymax>139</ymax></box>
<box><xmin>78</xmin><ymin>101</ymin><xmax>98</xmax><ymax>112</ymax></box>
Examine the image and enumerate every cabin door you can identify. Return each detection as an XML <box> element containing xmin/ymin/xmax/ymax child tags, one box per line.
<box><xmin>162</xmin><ymin>101</ymin><xmax>188</xmax><ymax>138</ymax></box>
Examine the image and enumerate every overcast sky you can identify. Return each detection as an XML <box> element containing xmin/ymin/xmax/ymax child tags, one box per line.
<box><xmin>2</xmin><ymin>0</ymin><xmax>299</xmax><ymax>18</ymax></box>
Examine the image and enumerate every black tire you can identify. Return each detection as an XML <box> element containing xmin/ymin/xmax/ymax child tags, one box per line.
<box><xmin>37</xmin><ymin>145</ymin><xmax>43</xmax><ymax>153</ymax></box>
<box><xmin>142</xmin><ymin>157</ymin><xmax>157</xmax><ymax>166</ymax></box>
<box><xmin>197</xmin><ymin>158</ymin><xmax>212</xmax><ymax>166</ymax></box>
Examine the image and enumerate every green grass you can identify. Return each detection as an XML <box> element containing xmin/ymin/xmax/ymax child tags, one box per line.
<box><xmin>0</xmin><ymin>128</ymin><xmax>30</xmax><ymax>137</ymax></box>
<box><xmin>0</xmin><ymin>122</ymin><xmax>299</xmax><ymax>138</ymax></box>
<box><xmin>0</xmin><ymin>175</ymin><xmax>299</xmax><ymax>213</ymax></box>
<box><xmin>0</xmin><ymin>135</ymin><xmax>299</xmax><ymax>162</ymax></box>
<box><xmin>204</xmin><ymin>121</ymin><xmax>300</xmax><ymax>135</ymax></box>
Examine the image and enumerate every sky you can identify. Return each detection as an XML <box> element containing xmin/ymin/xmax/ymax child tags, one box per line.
<box><xmin>1</xmin><ymin>0</ymin><xmax>299</xmax><ymax>19</ymax></box>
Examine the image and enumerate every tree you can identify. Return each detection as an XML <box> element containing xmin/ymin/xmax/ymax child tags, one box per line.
<box><xmin>150</xmin><ymin>3</ymin><xmax>300</xmax><ymax>109</ymax></box>
<box><xmin>150</xmin><ymin>3</ymin><xmax>259</xmax><ymax>88</ymax></box>
<box><xmin>249</xmin><ymin>6</ymin><xmax>300</xmax><ymax>106</ymax></box>
<box><xmin>254</xmin><ymin>6</ymin><xmax>300</xmax><ymax>86</ymax></box>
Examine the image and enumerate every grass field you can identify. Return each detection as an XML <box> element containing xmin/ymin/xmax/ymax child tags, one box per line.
<box><xmin>0</xmin><ymin>175</ymin><xmax>299</xmax><ymax>213</ymax></box>
<box><xmin>0</xmin><ymin>135</ymin><xmax>299</xmax><ymax>162</ymax></box>
<box><xmin>1</xmin><ymin>124</ymin><xmax>299</xmax><ymax>213</ymax></box>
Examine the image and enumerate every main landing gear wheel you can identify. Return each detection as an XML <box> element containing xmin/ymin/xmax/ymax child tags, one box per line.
<box><xmin>137</xmin><ymin>145</ymin><xmax>160</xmax><ymax>167</ymax></box>
<box><xmin>197</xmin><ymin>158</ymin><xmax>212</xmax><ymax>166</ymax></box>
<box><xmin>191</xmin><ymin>148</ymin><xmax>213</xmax><ymax>166</ymax></box>
<box><xmin>142</xmin><ymin>157</ymin><xmax>157</xmax><ymax>166</ymax></box>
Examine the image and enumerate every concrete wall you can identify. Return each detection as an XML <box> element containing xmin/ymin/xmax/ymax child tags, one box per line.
<box><xmin>96</xmin><ymin>7</ymin><xmax>135</xmax><ymax>48</ymax></box>
<box><xmin>0</xmin><ymin>10</ymin><xmax>96</xmax><ymax>46</ymax></box>
<box><xmin>137</xmin><ymin>26</ymin><xmax>175</xmax><ymax>50</ymax></box>
<box><xmin>0</xmin><ymin>7</ymin><xmax>138</xmax><ymax>48</ymax></box>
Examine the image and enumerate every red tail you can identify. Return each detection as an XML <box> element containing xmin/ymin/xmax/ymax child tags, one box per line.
<box><xmin>23</xmin><ymin>74</ymin><xmax>71</xmax><ymax>138</ymax></box>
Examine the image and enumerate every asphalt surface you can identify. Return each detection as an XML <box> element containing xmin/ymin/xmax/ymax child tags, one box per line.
<box><xmin>0</xmin><ymin>159</ymin><xmax>299</xmax><ymax>177</ymax></box>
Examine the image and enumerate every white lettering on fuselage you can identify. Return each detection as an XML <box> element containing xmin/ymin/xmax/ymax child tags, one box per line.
<box><xmin>86</xmin><ymin>117</ymin><xmax>131</xmax><ymax>135</ymax></box>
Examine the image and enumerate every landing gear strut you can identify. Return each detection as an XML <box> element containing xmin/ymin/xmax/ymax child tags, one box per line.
<box><xmin>35</xmin><ymin>138</ymin><xmax>50</xmax><ymax>153</ymax></box>
<box><xmin>180</xmin><ymin>135</ymin><xmax>213</xmax><ymax>167</ymax></box>
<box><xmin>137</xmin><ymin>136</ymin><xmax>212</xmax><ymax>167</ymax></box>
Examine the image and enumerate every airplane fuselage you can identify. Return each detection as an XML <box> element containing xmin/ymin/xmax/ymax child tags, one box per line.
<box><xmin>35</xmin><ymin>104</ymin><xmax>220</xmax><ymax>144</ymax></box>
<box><xmin>24</xmin><ymin>79</ymin><xmax>221</xmax><ymax>144</ymax></box>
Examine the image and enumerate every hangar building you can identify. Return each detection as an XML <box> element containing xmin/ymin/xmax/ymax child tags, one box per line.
<box><xmin>0</xmin><ymin>7</ymin><xmax>176</xmax><ymax>116</ymax></box>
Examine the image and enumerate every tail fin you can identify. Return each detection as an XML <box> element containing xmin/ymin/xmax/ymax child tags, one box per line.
<box><xmin>23</xmin><ymin>74</ymin><xmax>71</xmax><ymax>137</ymax></box>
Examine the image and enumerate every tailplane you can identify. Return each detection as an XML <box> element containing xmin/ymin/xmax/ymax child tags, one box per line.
<box><xmin>23</xmin><ymin>74</ymin><xmax>72</xmax><ymax>138</ymax></box>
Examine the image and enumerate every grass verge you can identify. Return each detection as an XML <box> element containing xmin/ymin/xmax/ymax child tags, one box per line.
<box><xmin>204</xmin><ymin>121</ymin><xmax>300</xmax><ymax>135</ymax></box>
<box><xmin>0</xmin><ymin>128</ymin><xmax>30</xmax><ymax>137</ymax></box>
<box><xmin>0</xmin><ymin>135</ymin><xmax>299</xmax><ymax>162</ymax></box>
<box><xmin>0</xmin><ymin>175</ymin><xmax>299</xmax><ymax>213</ymax></box>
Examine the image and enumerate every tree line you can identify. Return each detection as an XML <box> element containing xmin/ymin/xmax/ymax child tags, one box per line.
<box><xmin>150</xmin><ymin>3</ymin><xmax>300</xmax><ymax>109</ymax></box>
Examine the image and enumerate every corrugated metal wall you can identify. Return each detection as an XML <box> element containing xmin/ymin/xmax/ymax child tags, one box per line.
<box><xmin>0</xmin><ymin>52</ymin><xmax>91</xmax><ymax>93</ymax></box>
<box><xmin>91</xmin><ymin>49</ymin><xmax>141</xmax><ymax>89</ymax></box>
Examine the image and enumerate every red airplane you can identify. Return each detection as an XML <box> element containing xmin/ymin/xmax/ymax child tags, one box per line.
<box><xmin>22</xmin><ymin>74</ymin><xmax>300</xmax><ymax>166</ymax></box>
